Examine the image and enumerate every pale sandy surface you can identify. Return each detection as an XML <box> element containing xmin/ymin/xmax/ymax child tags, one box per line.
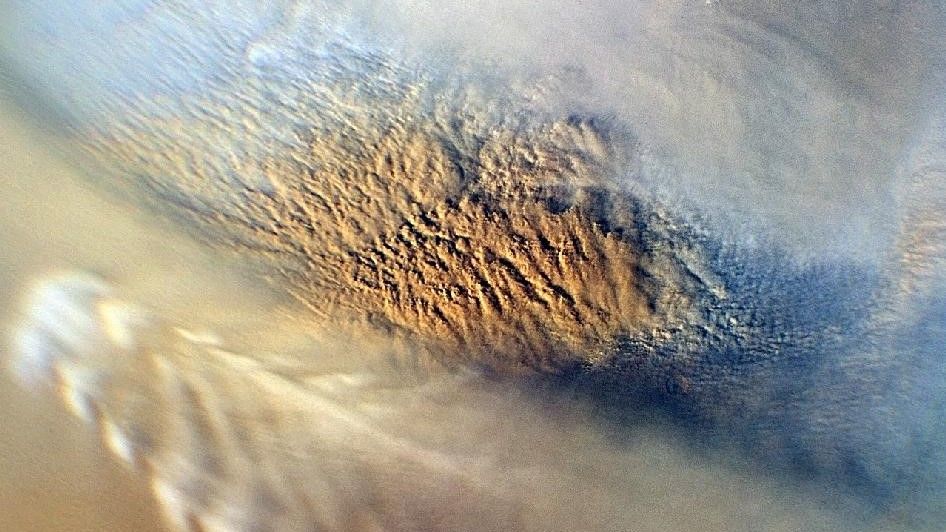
<box><xmin>0</xmin><ymin>94</ymin><xmax>290</xmax><ymax>532</ymax></box>
<box><xmin>0</xmin><ymin>371</ymin><xmax>166</xmax><ymax>532</ymax></box>
<box><xmin>0</xmin><ymin>96</ymin><xmax>169</xmax><ymax>531</ymax></box>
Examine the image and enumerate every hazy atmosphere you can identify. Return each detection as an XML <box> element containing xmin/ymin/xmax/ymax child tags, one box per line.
<box><xmin>1</xmin><ymin>2</ymin><xmax>944</xmax><ymax>530</ymax></box>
